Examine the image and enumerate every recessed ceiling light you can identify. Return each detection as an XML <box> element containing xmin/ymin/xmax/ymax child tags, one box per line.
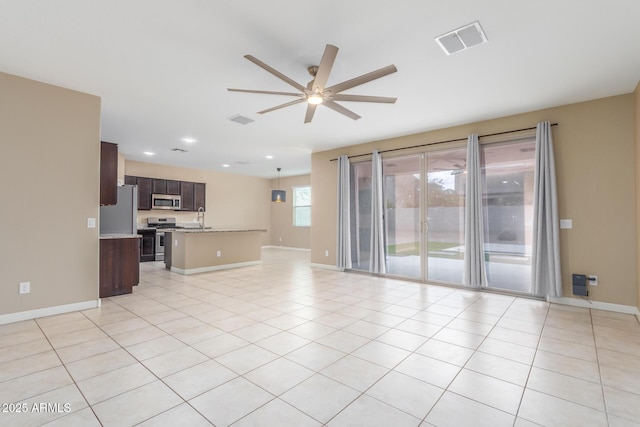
<box><xmin>222</xmin><ymin>164</ymin><xmax>230</xmax><ymax>168</ymax></box>
<box><xmin>266</xmin><ymin>155</ymin><xmax>273</xmax><ymax>159</ymax></box>
<box><xmin>143</xmin><ymin>151</ymin><xmax>155</xmax><ymax>156</ymax></box>
<box><xmin>182</xmin><ymin>137</ymin><xmax>197</xmax><ymax>144</ymax></box>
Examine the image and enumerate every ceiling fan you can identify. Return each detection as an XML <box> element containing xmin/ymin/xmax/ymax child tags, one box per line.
<box><xmin>227</xmin><ymin>44</ymin><xmax>397</xmax><ymax>123</ymax></box>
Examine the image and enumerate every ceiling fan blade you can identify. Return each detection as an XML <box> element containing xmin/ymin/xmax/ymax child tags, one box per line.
<box><xmin>323</xmin><ymin>100</ymin><xmax>361</xmax><ymax>120</ymax></box>
<box><xmin>332</xmin><ymin>94</ymin><xmax>397</xmax><ymax>103</ymax></box>
<box><xmin>326</xmin><ymin>64</ymin><xmax>398</xmax><ymax>94</ymax></box>
<box><xmin>311</xmin><ymin>44</ymin><xmax>338</xmax><ymax>91</ymax></box>
<box><xmin>227</xmin><ymin>88</ymin><xmax>304</xmax><ymax>97</ymax></box>
<box><xmin>257</xmin><ymin>98</ymin><xmax>306</xmax><ymax>115</ymax></box>
<box><xmin>304</xmin><ymin>104</ymin><xmax>318</xmax><ymax>123</ymax></box>
<box><xmin>244</xmin><ymin>55</ymin><xmax>307</xmax><ymax>93</ymax></box>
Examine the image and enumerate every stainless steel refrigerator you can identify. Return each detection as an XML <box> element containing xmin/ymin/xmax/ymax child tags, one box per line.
<box><xmin>100</xmin><ymin>185</ymin><xmax>138</xmax><ymax>234</ymax></box>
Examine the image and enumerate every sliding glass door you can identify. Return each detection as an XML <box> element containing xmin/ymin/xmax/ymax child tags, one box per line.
<box><xmin>347</xmin><ymin>137</ymin><xmax>536</xmax><ymax>295</ymax></box>
<box><xmin>481</xmin><ymin>138</ymin><xmax>536</xmax><ymax>293</ymax></box>
<box><xmin>425</xmin><ymin>148</ymin><xmax>467</xmax><ymax>283</ymax></box>
<box><xmin>383</xmin><ymin>156</ymin><xmax>421</xmax><ymax>279</ymax></box>
<box><xmin>382</xmin><ymin>148</ymin><xmax>467</xmax><ymax>284</ymax></box>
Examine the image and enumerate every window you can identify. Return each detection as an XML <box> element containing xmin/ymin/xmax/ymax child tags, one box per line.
<box><xmin>293</xmin><ymin>186</ymin><xmax>311</xmax><ymax>227</ymax></box>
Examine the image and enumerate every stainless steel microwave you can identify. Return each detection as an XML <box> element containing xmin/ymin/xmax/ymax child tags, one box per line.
<box><xmin>151</xmin><ymin>194</ymin><xmax>181</xmax><ymax>210</ymax></box>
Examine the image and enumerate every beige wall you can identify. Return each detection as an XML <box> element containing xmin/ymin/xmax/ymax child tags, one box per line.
<box><xmin>270</xmin><ymin>174</ymin><xmax>311</xmax><ymax>249</ymax></box>
<box><xmin>0</xmin><ymin>72</ymin><xmax>101</xmax><ymax>316</ymax></box>
<box><xmin>125</xmin><ymin>161</ymin><xmax>272</xmax><ymax>246</ymax></box>
<box><xmin>635</xmin><ymin>82</ymin><xmax>640</xmax><ymax>313</ymax></box>
<box><xmin>312</xmin><ymin>94</ymin><xmax>638</xmax><ymax>306</ymax></box>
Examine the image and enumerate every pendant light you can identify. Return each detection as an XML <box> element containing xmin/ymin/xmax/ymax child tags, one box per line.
<box><xmin>271</xmin><ymin>167</ymin><xmax>286</xmax><ymax>202</ymax></box>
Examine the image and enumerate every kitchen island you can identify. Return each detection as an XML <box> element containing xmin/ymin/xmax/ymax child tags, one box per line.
<box><xmin>164</xmin><ymin>229</ymin><xmax>267</xmax><ymax>274</ymax></box>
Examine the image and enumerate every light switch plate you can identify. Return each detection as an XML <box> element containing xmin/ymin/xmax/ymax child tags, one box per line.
<box><xmin>87</xmin><ymin>218</ymin><xmax>96</xmax><ymax>228</ymax></box>
<box><xmin>560</xmin><ymin>219</ymin><xmax>572</xmax><ymax>229</ymax></box>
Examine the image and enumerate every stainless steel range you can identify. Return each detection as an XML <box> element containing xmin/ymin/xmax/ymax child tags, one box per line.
<box><xmin>146</xmin><ymin>217</ymin><xmax>177</xmax><ymax>261</ymax></box>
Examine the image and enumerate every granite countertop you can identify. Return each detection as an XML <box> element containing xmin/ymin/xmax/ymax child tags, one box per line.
<box><xmin>100</xmin><ymin>233</ymin><xmax>142</xmax><ymax>239</ymax></box>
<box><xmin>167</xmin><ymin>228</ymin><xmax>267</xmax><ymax>233</ymax></box>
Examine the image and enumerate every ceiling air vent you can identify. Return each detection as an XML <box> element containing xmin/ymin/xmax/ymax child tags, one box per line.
<box><xmin>171</xmin><ymin>148</ymin><xmax>188</xmax><ymax>153</ymax></box>
<box><xmin>228</xmin><ymin>114</ymin><xmax>255</xmax><ymax>125</ymax></box>
<box><xmin>435</xmin><ymin>21</ymin><xmax>487</xmax><ymax>55</ymax></box>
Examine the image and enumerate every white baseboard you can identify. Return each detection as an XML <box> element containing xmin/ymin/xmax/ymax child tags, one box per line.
<box><xmin>547</xmin><ymin>296</ymin><xmax>639</xmax><ymax>316</ymax></box>
<box><xmin>310</xmin><ymin>263</ymin><xmax>342</xmax><ymax>271</ymax></box>
<box><xmin>171</xmin><ymin>260</ymin><xmax>261</xmax><ymax>275</ymax></box>
<box><xmin>262</xmin><ymin>245</ymin><xmax>310</xmax><ymax>252</ymax></box>
<box><xmin>0</xmin><ymin>299</ymin><xmax>100</xmax><ymax>325</ymax></box>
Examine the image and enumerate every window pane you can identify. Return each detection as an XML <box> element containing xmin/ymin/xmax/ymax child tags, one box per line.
<box><xmin>294</xmin><ymin>186</ymin><xmax>311</xmax><ymax>206</ymax></box>
<box><xmin>481</xmin><ymin>139</ymin><xmax>535</xmax><ymax>293</ymax></box>
<box><xmin>426</xmin><ymin>148</ymin><xmax>466</xmax><ymax>283</ymax></box>
<box><xmin>293</xmin><ymin>186</ymin><xmax>311</xmax><ymax>227</ymax></box>
<box><xmin>350</xmin><ymin>162</ymin><xmax>372</xmax><ymax>271</ymax></box>
<box><xmin>384</xmin><ymin>155</ymin><xmax>421</xmax><ymax>279</ymax></box>
<box><xmin>295</xmin><ymin>206</ymin><xmax>311</xmax><ymax>227</ymax></box>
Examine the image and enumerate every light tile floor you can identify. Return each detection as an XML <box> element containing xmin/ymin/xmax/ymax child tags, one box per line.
<box><xmin>1</xmin><ymin>248</ymin><xmax>640</xmax><ymax>426</ymax></box>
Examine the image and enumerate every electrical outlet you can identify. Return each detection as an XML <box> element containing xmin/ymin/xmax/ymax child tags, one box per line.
<box><xmin>19</xmin><ymin>281</ymin><xmax>30</xmax><ymax>294</ymax></box>
<box><xmin>588</xmin><ymin>275</ymin><xmax>598</xmax><ymax>286</ymax></box>
<box><xmin>325</xmin><ymin>250</ymin><xmax>329</xmax><ymax>257</ymax></box>
<box><xmin>217</xmin><ymin>250</ymin><xmax>221</xmax><ymax>257</ymax></box>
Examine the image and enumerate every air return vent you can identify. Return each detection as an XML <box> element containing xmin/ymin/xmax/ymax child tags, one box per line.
<box><xmin>228</xmin><ymin>114</ymin><xmax>255</xmax><ymax>125</ymax></box>
<box><xmin>435</xmin><ymin>21</ymin><xmax>488</xmax><ymax>55</ymax></box>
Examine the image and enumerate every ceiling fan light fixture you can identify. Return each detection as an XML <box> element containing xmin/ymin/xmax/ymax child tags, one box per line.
<box><xmin>307</xmin><ymin>93</ymin><xmax>324</xmax><ymax>105</ymax></box>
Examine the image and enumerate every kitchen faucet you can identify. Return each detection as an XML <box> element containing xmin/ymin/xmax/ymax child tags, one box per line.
<box><xmin>197</xmin><ymin>207</ymin><xmax>205</xmax><ymax>230</ymax></box>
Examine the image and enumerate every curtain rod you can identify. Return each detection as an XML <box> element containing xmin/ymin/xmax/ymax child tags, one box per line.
<box><xmin>329</xmin><ymin>123</ymin><xmax>558</xmax><ymax>162</ymax></box>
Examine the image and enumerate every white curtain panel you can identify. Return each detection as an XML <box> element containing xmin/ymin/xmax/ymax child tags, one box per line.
<box><xmin>336</xmin><ymin>155</ymin><xmax>352</xmax><ymax>270</ymax></box>
<box><xmin>464</xmin><ymin>133</ymin><xmax>487</xmax><ymax>287</ymax></box>
<box><xmin>370</xmin><ymin>150</ymin><xmax>386</xmax><ymax>274</ymax></box>
<box><xmin>532</xmin><ymin>121</ymin><xmax>562</xmax><ymax>297</ymax></box>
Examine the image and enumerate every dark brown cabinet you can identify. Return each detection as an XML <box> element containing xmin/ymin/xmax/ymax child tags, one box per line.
<box><xmin>152</xmin><ymin>179</ymin><xmax>167</xmax><ymax>195</ymax></box>
<box><xmin>100</xmin><ymin>237</ymin><xmax>140</xmax><ymax>298</ymax></box>
<box><xmin>100</xmin><ymin>141</ymin><xmax>118</xmax><ymax>206</ymax></box>
<box><xmin>123</xmin><ymin>175</ymin><xmax>205</xmax><ymax>211</ymax></box>
<box><xmin>194</xmin><ymin>182</ymin><xmax>206</xmax><ymax>212</ymax></box>
<box><xmin>137</xmin><ymin>177</ymin><xmax>152</xmax><ymax>210</ymax></box>
<box><xmin>166</xmin><ymin>180</ymin><xmax>181</xmax><ymax>195</ymax></box>
<box><xmin>180</xmin><ymin>181</ymin><xmax>194</xmax><ymax>211</ymax></box>
<box><xmin>124</xmin><ymin>175</ymin><xmax>152</xmax><ymax>210</ymax></box>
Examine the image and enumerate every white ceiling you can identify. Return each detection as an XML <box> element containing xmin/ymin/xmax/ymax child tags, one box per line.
<box><xmin>2</xmin><ymin>1</ymin><xmax>640</xmax><ymax>178</ymax></box>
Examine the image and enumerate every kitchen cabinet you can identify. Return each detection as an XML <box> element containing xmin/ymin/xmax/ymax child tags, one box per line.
<box><xmin>194</xmin><ymin>182</ymin><xmax>206</xmax><ymax>212</ymax></box>
<box><xmin>138</xmin><ymin>229</ymin><xmax>156</xmax><ymax>262</ymax></box>
<box><xmin>136</xmin><ymin>177</ymin><xmax>152</xmax><ymax>210</ymax></box>
<box><xmin>100</xmin><ymin>141</ymin><xmax>118</xmax><ymax>206</ymax></box>
<box><xmin>180</xmin><ymin>181</ymin><xmax>194</xmax><ymax>211</ymax></box>
<box><xmin>123</xmin><ymin>175</ymin><xmax>205</xmax><ymax>211</ymax></box>
<box><xmin>166</xmin><ymin>180</ymin><xmax>181</xmax><ymax>195</ymax></box>
<box><xmin>100</xmin><ymin>237</ymin><xmax>140</xmax><ymax>298</ymax></box>
<box><xmin>153</xmin><ymin>179</ymin><xmax>167</xmax><ymax>195</ymax></box>
<box><xmin>124</xmin><ymin>175</ymin><xmax>152</xmax><ymax>210</ymax></box>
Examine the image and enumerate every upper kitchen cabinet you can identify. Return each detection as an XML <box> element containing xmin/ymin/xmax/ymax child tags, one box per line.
<box><xmin>124</xmin><ymin>175</ymin><xmax>152</xmax><ymax>210</ymax></box>
<box><xmin>180</xmin><ymin>181</ymin><xmax>194</xmax><ymax>211</ymax></box>
<box><xmin>166</xmin><ymin>180</ymin><xmax>181</xmax><ymax>195</ymax></box>
<box><xmin>124</xmin><ymin>175</ymin><xmax>205</xmax><ymax>211</ymax></box>
<box><xmin>100</xmin><ymin>141</ymin><xmax>118</xmax><ymax>206</ymax></box>
<box><xmin>194</xmin><ymin>182</ymin><xmax>206</xmax><ymax>212</ymax></box>
<box><xmin>137</xmin><ymin>177</ymin><xmax>152</xmax><ymax>210</ymax></box>
<box><xmin>152</xmin><ymin>178</ymin><xmax>167</xmax><ymax>195</ymax></box>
